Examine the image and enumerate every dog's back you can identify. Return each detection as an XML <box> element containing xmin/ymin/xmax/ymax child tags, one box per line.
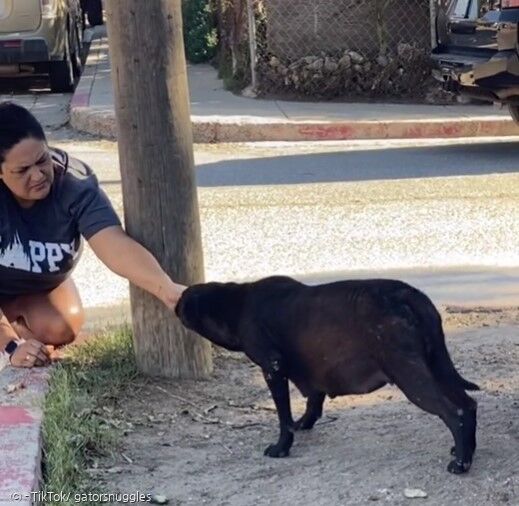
<box><xmin>242</xmin><ymin>277</ymin><xmax>477</xmax><ymax>397</ymax></box>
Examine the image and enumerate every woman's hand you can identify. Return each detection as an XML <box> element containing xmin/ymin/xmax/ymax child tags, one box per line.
<box><xmin>157</xmin><ymin>279</ymin><xmax>187</xmax><ymax>310</ymax></box>
<box><xmin>10</xmin><ymin>339</ymin><xmax>51</xmax><ymax>368</ymax></box>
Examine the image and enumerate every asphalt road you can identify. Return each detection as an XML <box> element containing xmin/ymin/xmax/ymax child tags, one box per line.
<box><xmin>1</xmin><ymin>87</ymin><xmax>519</xmax><ymax>317</ymax></box>
<box><xmin>54</xmin><ymin>137</ymin><xmax>519</xmax><ymax>315</ymax></box>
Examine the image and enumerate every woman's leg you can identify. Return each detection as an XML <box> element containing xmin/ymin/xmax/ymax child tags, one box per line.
<box><xmin>1</xmin><ymin>278</ymin><xmax>85</xmax><ymax>347</ymax></box>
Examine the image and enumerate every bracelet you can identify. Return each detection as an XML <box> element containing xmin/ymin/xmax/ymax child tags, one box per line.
<box><xmin>3</xmin><ymin>338</ymin><xmax>25</xmax><ymax>365</ymax></box>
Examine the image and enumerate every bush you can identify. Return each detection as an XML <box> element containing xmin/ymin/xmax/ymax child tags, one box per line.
<box><xmin>182</xmin><ymin>0</ymin><xmax>218</xmax><ymax>63</ymax></box>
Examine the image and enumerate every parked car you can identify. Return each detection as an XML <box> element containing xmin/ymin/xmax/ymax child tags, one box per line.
<box><xmin>0</xmin><ymin>0</ymin><xmax>83</xmax><ymax>92</ymax></box>
<box><xmin>80</xmin><ymin>0</ymin><xmax>103</xmax><ymax>27</ymax></box>
<box><xmin>431</xmin><ymin>0</ymin><xmax>519</xmax><ymax>123</ymax></box>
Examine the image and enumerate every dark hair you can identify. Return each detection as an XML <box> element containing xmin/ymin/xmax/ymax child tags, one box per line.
<box><xmin>0</xmin><ymin>102</ymin><xmax>47</xmax><ymax>254</ymax></box>
<box><xmin>0</xmin><ymin>102</ymin><xmax>46</xmax><ymax>168</ymax></box>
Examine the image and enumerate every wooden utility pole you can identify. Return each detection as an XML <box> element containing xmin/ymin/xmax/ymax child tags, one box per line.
<box><xmin>105</xmin><ymin>0</ymin><xmax>212</xmax><ymax>378</ymax></box>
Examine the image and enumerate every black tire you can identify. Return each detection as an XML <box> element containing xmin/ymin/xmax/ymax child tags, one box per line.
<box><xmin>71</xmin><ymin>27</ymin><xmax>82</xmax><ymax>78</ymax></box>
<box><xmin>49</xmin><ymin>34</ymin><xmax>74</xmax><ymax>93</ymax></box>
<box><xmin>86</xmin><ymin>0</ymin><xmax>103</xmax><ymax>26</ymax></box>
<box><xmin>509</xmin><ymin>104</ymin><xmax>519</xmax><ymax>125</ymax></box>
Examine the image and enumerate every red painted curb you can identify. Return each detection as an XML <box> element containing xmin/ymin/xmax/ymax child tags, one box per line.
<box><xmin>0</xmin><ymin>368</ymin><xmax>50</xmax><ymax>505</ymax></box>
<box><xmin>293</xmin><ymin>119</ymin><xmax>519</xmax><ymax>141</ymax></box>
<box><xmin>72</xmin><ymin>110</ymin><xmax>519</xmax><ymax>142</ymax></box>
<box><xmin>0</xmin><ymin>407</ymin><xmax>42</xmax><ymax>505</ymax></box>
<box><xmin>0</xmin><ymin>406</ymin><xmax>35</xmax><ymax>426</ymax></box>
<box><xmin>70</xmin><ymin>90</ymin><xmax>91</xmax><ymax>109</ymax></box>
<box><xmin>196</xmin><ymin>117</ymin><xmax>519</xmax><ymax>143</ymax></box>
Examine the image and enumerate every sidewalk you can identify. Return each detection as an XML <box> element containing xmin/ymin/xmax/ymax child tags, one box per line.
<box><xmin>0</xmin><ymin>367</ymin><xmax>50</xmax><ymax>506</ymax></box>
<box><xmin>70</xmin><ymin>28</ymin><xmax>519</xmax><ymax>143</ymax></box>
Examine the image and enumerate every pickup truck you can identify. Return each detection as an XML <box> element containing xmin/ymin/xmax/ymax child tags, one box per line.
<box><xmin>431</xmin><ymin>0</ymin><xmax>519</xmax><ymax>123</ymax></box>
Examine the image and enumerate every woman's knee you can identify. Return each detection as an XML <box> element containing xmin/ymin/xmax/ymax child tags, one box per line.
<box><xmin>14</xmin><ymin>302</ymin><xmax>85</xmax><ymax>346</ymax></box>
<box><xmin>15</xmin><ymin>279</ymin><xmax>85</xmax><ymax>346</ymax></box>
<box><xmin>42</xmin><ymin>306</ymin><xmax>85</xmax><ymax>346</ymax></box>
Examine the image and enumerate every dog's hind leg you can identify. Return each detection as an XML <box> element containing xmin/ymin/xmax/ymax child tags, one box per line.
<box><xmin>442</xmin><ymin>387</ymin><xmax>477</xmax><ymax>459</ymax></box>
<box><xmin>383</xmin><ymin>355</ymin><xmax>475</xmax><ymax>474</ymax></box>
<box><xmin>293</xmin><ymin>391</ymin><xmax>326</xmax><ymax>431</ymax></box>
<box><xmin>262</xmin><ymin>366</ymin><xmax>295</xmax><ymax>458</ymax></box>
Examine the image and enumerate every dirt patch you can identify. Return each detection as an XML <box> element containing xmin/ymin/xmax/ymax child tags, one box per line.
<box><xmin>94</xmin><ymin>307</ymin><xmax>519</xmax><ymax>505</ymax></box>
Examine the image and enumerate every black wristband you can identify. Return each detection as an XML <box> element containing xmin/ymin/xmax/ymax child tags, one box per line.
<box><xmin>4</xmin><ymin>340</ymin><xmax>19</xmax><ymax>356</ymax></box>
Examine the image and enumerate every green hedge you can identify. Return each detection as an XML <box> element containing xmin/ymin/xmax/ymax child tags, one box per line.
<box><xmin>182</xmin><ymin>0</ymin><xmax>217</xmax><ymax>63</ymax></box>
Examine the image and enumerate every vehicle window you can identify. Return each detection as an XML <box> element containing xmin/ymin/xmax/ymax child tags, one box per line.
<box><xmin>478</xmin><ymin>0</ymin><xmax>500</xmax><ymax>15</ymax></box>
<box><xmin>451</xmin><ymin>0</ymin><xmax>471</xmax><ymax>17</ymax></box>
<box><xmin>469</xmin><ymin>0</ymin><xmax>479</xmax><ymax>16</ymax></box>
<box><xmin>447</xmin><ymin>0</ymin><xmax>500</xmax><ymax>18</ymax></box>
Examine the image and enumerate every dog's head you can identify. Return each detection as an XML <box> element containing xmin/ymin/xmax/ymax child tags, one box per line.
<box><xmin>175</xmin><ymin>282</ymin><xmax>245</xmax><ymax>351</ymax></box>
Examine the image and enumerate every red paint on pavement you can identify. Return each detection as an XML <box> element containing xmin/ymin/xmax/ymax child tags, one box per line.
<box><xmin>0</xmin><ymin>470</ymin><xmax>34</xmax><ymax>489</ymax></box>
<box><xmin>403</xmin><ymin>125</ymin><xmax>426</xmax><ymax>138</ymax></box>
<box><xmin>0</xmin><ymin>407</ymin><xmax>34</xmax><ymax>426</ymax></box>
<box><xmin>71</xmin><ymin>90</ymin><xmax>90</xmax><ymax>108</ymax></box>
<box><xmin>295</xmin><ymin>119</ymin><xmax>516</xmax><ymax>141</ymax></box>
<box><xmin>440</xmin><ymin>124</ymin><xmax>464</xmax><ymax>137</ymax></box>
<box><xmin>298</xmin><ymin>124</ymin><xmax>355</xmax><ymax>140</ymax></box>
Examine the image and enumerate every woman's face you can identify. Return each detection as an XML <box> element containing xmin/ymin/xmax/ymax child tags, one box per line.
<box><xmin>0</xmin><ymin>137</ymin><xmax>54</xmax><ymax>208</ymax></box>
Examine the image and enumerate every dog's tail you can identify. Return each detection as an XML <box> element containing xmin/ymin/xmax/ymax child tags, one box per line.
<box><xmin>428</xmin><ymin>337</ymin><xmax>480</xmax><ymax>391</ymax></box>
<box><xmin>401</xmin><ymin>288</ymin><xmax>480</xmax><ymax>392</ymax></box>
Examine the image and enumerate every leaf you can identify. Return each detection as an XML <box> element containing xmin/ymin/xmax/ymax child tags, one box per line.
<box><xmin>150</xmin><ymin>494</ymin><xmax>169</xmax><ymax>504</ymax></box>
<box><xmin>5</xmin><ymin>381</ymin><xmax>25</xmax><ymax>394</ymax></box>
<box><xmin>404</xmin><ymin>488</ymin><xmax>428</xmax><ymax>499</ymax></box>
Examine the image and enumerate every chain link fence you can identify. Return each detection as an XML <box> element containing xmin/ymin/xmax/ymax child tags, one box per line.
<box><xmin>216</xmin><ymin>0</ymin><xmax>447</xmax><ymax>101</ymax></box>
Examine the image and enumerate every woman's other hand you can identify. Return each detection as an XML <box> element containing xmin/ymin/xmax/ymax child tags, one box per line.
<box><xmin>10</xmin><ymin>338</ymin><xmax>51</xmax><ymax>368</ymax></box>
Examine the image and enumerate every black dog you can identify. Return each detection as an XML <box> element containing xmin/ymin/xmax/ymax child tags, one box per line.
<box><xmin>175</xmin><ymin>276</ymin><xmax>479</xmax><ymax>474</ymax></box>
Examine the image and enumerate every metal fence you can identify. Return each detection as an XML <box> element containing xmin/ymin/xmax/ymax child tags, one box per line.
<box><xmin>259</xmin><ymin>0</ymin><xmax>430</xmax><ymax>60</ymax></box>
<box><xmin>217</xmin><ymin>0</ymin><xmax>440</xmax><ymax>100</ymax></box>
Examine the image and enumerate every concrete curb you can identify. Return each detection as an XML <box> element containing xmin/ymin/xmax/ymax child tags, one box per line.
<box><xmin>72</xmin><ymin>107</ymin><xmax>519</xmax><ymax>143</ymax></box>
<box><xmin>189</xmin><ymin>115</ymin><xmax>519</xmax><ymax>143</ymax></box>
<box><xmin>0</xmin><ymin>368</ymin><xmax>51</xmax><ymax>505</ymax></box>
<box><xmin>71</xmin><ymin>106</ymin><xmax>116</xmax><ymax>140</ymax></box>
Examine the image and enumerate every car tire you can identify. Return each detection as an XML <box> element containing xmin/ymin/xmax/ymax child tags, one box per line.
<box><xmin>49</xmin><ymin>34</ymin><xmax>75</xmax><ymax>93</ymax></box>
<box><xmin>71</xmin><ymin>27</ymin><xmax>82</xmax><ymax>78</ymax></box>
<box><xmin>509</xmin><ymin>104</ymin><xmax>519</xmax><ymax>125</ymax></box>
<box><xmin>86</xmin><ymin>0</ymin><xmax>103</xmax><ymax>26</ymax></box>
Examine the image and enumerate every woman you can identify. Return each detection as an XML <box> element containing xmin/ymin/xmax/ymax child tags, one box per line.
<box><xmin>0</xmin><ymin>102</ymin><xmax>185</xmax><ymax>368</ymax></box>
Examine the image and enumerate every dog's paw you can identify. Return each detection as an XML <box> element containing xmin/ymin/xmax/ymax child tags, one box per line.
<box><xmin>447</xmin><ymin>459</ymin><xmax>471</xmax><ymax>474</ymax></box>
<box><xmin>263</xmin><ymin>444</ymin><xmax>290</xmax><ymax>458</ymax></box>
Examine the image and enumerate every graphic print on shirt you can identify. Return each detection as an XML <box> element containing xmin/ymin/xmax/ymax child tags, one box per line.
<box><xmin>0</xmin><ymin>232</ymin><xmax>80</xmax><ymax>273</ymax></box>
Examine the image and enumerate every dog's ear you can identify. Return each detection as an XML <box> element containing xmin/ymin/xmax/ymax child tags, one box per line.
<box><xmin>183</xmin><ymin>282</ymin><xmax>246</xmax><ymax>351</ymax></box>
<box><xmin>207</xmin><ymin>283</ymin><xmax>244</xmax><ymax>330</ymax></box>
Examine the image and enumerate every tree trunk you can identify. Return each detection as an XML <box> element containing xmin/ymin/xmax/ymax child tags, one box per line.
<box><xmin>105</xmin><ymin>0</ymin><xmax>212</xmax><ymax>379</ymax></box>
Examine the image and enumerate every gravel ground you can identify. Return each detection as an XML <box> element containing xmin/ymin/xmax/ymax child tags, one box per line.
<box><xmin>93</xmin><ymin>306</ymin><xmax>519</xmax><ymax>506</ymax></box>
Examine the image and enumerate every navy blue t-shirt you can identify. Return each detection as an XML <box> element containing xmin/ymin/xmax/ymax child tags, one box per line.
<box><xmin>0</xmin><ymin>148</ymin><xmax>121</xmax><ymax>297</ymax></box>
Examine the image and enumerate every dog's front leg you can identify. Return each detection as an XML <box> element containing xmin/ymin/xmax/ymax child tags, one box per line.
<box><xmin>294</xmin><ymin>391</ymin><xmax>326</xmax><ymax>430</ymax></box>
<box><xmin>262</xmin><ymin>367</ymin><xmax>294</xmax><ymax>458</ymax></box>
